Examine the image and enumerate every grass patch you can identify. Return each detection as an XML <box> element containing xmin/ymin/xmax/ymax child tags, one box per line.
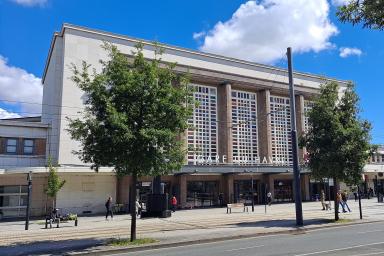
<box><xmin>35</xmin><ymin>220</ymin><xmax>47</xmax><ymax>225</ymax></box>
<box><xmin>327</xmin><ymin>218</ymin><xmax>353</xmax><ymax>224</ymax></box>
<box><xmin>108</xmin><ymin>238</ymin><xmax>158</xmax><ymax>247</ymax></box>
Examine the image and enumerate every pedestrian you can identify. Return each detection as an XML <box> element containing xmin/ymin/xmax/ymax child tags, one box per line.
<box><xmin>337</xmin><ymin>191</ymin><xmax>346</xmax><ymax>213</ymax></box>
<box><xmin>171</xmin><ymin>195</ymin><xmax>177</xmax><ymax>212</ymax></box>
<box><xmin>105</xmin><ymin>196</ymin><xmax>113</xmax><ymax>220</ymax></box>
<box><xmin>267</xmin><ymin>192</ymin><xmax>272</xmax><ymax>206</ymax></box>
<box><xmin>320</xmin><ymin>190</ymin><xmax>326</xmax><ymax>210</ymax></box>
<box><xmin>135</xmin><ymin>199</ymin><xmax>142</xmax><ymax>218</ymax></box>
<box><xmin>369</xmin><ymin>187</ymin><xmax>374</xmax><ymax>198</ymax></box>
<box><xmin>353</xmin><ymin>191</ymin><xmax>358</xmax><ymax>202</ymax></box>
<box><xmin>218</xmin><ymin>193</ymin><xmax>224</xmax><ymax>207</ymax></box>
<box><xmin>341</xmin><ymin>191</ymin><xmax>351</xmax><ymax>212</ymax></box>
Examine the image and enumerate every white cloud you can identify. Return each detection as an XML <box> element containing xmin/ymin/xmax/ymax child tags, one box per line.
<box><xmin>331</xmin><ymin>0</ymin><xmax>351</xmax><ymax>6</ymax></box>
<box><xmin>193</xmin><ymin>31</ymin><xmax>206</xmax><ymax>40</ymax></box>
<box><xmin>10</xmin><ymin>0</ymin><xmax>47</xmax><ymax>7</ymax></box>
<box><xmin>0</xmin><ymin>55</ymin><xmax>43</xmax><ymax>116</ymax></box>
<box><xmin>0</xmin><ymin>108</ymin><xmax>20</xmax><ymax>119</ymax></box>
<box><xmin>196</xmin><ymin>0</ymin><xmax>338</xmax><ymax>64</ymax></box>
<box><xmin>339</xmin><ymin>47</ymin><xmax>362</xmax><ymax>58</ymax></box>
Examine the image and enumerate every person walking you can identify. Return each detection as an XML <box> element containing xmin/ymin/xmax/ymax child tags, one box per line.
<box><xmin>135</xmin><ymin>199</ymin><xmax>142</xmax><ymax>218</ymax></box>
<box><xmin>267</xmin><ymin>192</ymin><xmax>272</xmax><ymax>206</ymax></box>
<box><xmin>171</xmin><ymin>195</ymin><xmax>177</xmax><ymax>212</ymax></box>
<box><xmin>341</xmin><ymin>191</ymin><xmax>351</xmax><ymax>212</ymax></box>
<box><xmin>337</xmin><ymin>191</ymin><xmax>347</xmax><ymax>213</ymax></box>
<box><xmin>353</xmin><ymin>191</ymin><xmax>358</xmax><ymax>202</ymax></box>
<box><xmin>320</xmin><ymin>190</ymin><xmax>326</xmax><ymax>210</ymax></box>
<box><xmin>105</xmin><ymin>196</ymin><xmax>113</xmax><ymax>220</ymax></box>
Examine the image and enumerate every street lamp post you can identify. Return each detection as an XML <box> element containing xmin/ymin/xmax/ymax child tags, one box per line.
<box><xmin>251</xmin><ymin>174</ymin><xmax>255</xmax><ymax>212</ymax></box>
<box><xmin>287</xmin><ymin>47</ymin><xmax>304</xmax><ymax>226</ymax></box>
<box><xmin>25</xmin><ymin>171</ymin><xmax>32</xmax><ymax>230</ymax></box>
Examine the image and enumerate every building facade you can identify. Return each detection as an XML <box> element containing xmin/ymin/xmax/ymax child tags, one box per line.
<box><xmin>3</xmin><ymin>24</ymin><xmax>377</xmax><ymax>219</ymax></box>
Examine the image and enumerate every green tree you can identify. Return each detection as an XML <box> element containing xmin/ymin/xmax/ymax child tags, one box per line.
<box><xmin>337</xmin><ymin>0</ymin><xmax>384</xmax><ymax>30</ymax></box>
<box><xmin>300</xmin><ymin>82</ymin><xmax>372</xmax><ymax>220</ymax></box>
<box><xmin>67</xmin><ymin>43</ymin><xmax>193</xmax><ymax>241</ymax></box>
<box><xmin>45</xmin><ymin>157</ymin><xmax>66</xmax><ymax>210</ymax></box>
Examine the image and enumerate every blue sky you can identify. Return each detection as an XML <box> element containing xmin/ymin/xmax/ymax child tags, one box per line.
<box><xmin>0</xmin><ymin>0</ymin><xmax>383</xmax><ymax>144</ymax></box>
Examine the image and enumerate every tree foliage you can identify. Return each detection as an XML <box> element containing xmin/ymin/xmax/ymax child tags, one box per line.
<box><xmin>45</xmin><ymin>157</ymin><xmax>66</xmax><ymax>206</ymax></box>
<box><xmin>67</xmin><ymin>42</ymin><xmax>193</xmax><ymax>240</ymax></box>
<box><xmin>300</xmin><ymin>82</ymin><xmax>372</xmax><ymax>220</ymax></box>
<box><xmin>337</xmin><ymin>0</ymin><xmax>384</xmax><ymax>30</ymax></box>
<box><xmin>68</xmin><ymin>43</ymin><xmax>193</xmax><ymax>177</ymax></box>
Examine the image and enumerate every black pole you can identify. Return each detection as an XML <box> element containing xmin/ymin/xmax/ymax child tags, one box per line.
<box><xmin>287</xmin><ymin>47</ymin><xmax>303</xmax><ymax>226</ymax></box>
<box><xmin>264</xmin><ymin>184</ymin><xmax>267</xmax><ymax>214</ymax></box>
<box><xmin>376</xmin><ymin>175</ymin><xmax>379</xmax><ymax>203</ymax></box>
<box><xmin>251</xmin><ymin>175</ymin><xmax>255</xmax><ymax>212</ymax></box>
<box><xmin>358</xmin><ymin>185</ymin><xmax>362</xmax><ymax>219</ymax></box>
<box><xmin>25</xmin><ymin>171</ymin><xmax>32</xmax><ymax>230</ymax></box>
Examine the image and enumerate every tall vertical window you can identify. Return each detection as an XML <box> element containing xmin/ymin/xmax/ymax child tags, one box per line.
<box><xmin>6</xmin><ymin>139</ymin><xmax>17</xmax><ymax>154</ymax></box>
<box><xmin>231</xmin><ymin>90</ymin><xmax>258</xmax><ymax>164</ymax></box>
<box><xmin>23</xmin><ymin>139</ymin><xmax>34</xmax><ymax>154</ymax></box>
<box><xmin>187</xmin><ymin>84</ymin><xmax>217</xmax><ymax>164</ymax></box>
<box><xmin>270</xmin><ymin>95</ymin><xmax>292</xmax><ymax>164</ymax></box>
<box><xmin>304</xmin><ymin>100</ymin><xmax>314</xmax><ymax>133</ymax></box>
<box><xmin>0</xmin><ymin>185</ymin><xmax>28</xmax><ymax>219</ymax></box>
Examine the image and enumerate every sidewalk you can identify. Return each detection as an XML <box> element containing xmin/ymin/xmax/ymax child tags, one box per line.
<box><xmin>0</xmin><ymin>199</ymin><xmax>383</xmax><ymax>255</ymax></box>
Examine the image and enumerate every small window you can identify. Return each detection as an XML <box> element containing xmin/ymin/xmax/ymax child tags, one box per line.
<box><xmin>23</xmin><ymin>139</ymin><xmax>34</xmax><ymax>154</ymax></box>
<box><xmin>6</xmin><ymin>139</ymin><xmax>17</xmax><ymax>154</ymax></box>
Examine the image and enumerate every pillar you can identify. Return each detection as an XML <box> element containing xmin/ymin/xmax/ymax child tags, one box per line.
<box><xmin>218</xmin><ymin>82</ymin><xmax>233</xmax><ymax>163</ymax></box>
<box><xmin>257</xmin><ymin>90</ymin><xmax>272</xmax><ymax>161</ymax></box>
<box><xmin>301</xmin><ymin>174</ymin><xmax>310</xmax><ymax>201</ymax></box>
<box><xmin>179</xmin><ymin>174</ymin><xmax>187</xmax><ymax>208</ymax></box>
<box><xmin>223</xmin><ymin>174</ymin><xmax>234</xmax><ymax>204</ymax></box>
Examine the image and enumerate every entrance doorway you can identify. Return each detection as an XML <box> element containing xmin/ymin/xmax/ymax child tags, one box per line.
<box><xmin>234</xmin><ymin>180</ymin><xmax>258</xmax><ymax>205</ymax></box>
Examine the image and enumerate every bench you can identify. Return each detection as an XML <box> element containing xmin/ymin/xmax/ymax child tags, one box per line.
<box><xmin>226</xmin><ymin>203</ymin><xmax>248</xmax><ymax>214</ymax></box>
<box><xmin>45</xmin><ymin>209</ymin><xmax>78</xmax><ymax>229</ymax></box>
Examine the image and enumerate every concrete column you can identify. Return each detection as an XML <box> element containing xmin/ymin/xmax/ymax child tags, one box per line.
<box><xmin>301</xmin><ymin>174</ymin><xmax>310</xmax><ymax>201</ymax></box>
<box><xmin>257</xmin><ymin>90</ymin><xmax>272</xmax><ymax>161</ymax></box>
<box><xmin>179</xmin><ymin>174</ymin><xmax>187</xmax><ymax>208</ymax></box>
<box><xmin>224</xmin><ymin>174</ymin><xmax>234</xmax><ymax>204</ymax></box>
<box><xmin>296</xmin><ymin>94</ymin><xmax>305</xmax><ymax>163</ymax></box>
<box><xmin>218</xmin><ymin>82</ymin><xmax>233</xmax><ymax>163</ymax></box>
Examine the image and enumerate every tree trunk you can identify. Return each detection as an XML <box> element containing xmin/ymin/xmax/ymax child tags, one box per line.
<box><xmin>333</xmin><ymin>176</ymin><xmax>339</xmax><ymax>221</ymax></box>
<box><xmin>130</xmin><ymin>172</ymin><xmax>137</xmax><ymax>242</ymax></box>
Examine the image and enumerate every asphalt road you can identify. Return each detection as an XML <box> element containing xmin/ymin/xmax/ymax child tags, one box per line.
<box><xmin>110</xmin><ymin>221</ymin><xmax>384</xmax><ymax>256</ymax></box>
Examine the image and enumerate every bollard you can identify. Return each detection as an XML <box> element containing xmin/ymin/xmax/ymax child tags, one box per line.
<box><xmin>75</xmin><ymin>218</ymin><xmax>78</xmax><ymax>226</ymax></box>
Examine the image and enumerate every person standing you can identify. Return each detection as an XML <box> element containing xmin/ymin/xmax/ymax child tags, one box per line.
<box><xmin>105</xmin><ymin>196</ymin><xmax>113</xmax><ymax>220</ymax></box>
<box><xmin>267</xmin><ymin>192</ymin><xmax>272</xmax><ymax>206</ymax></box>
<box><xmin>135</xmin><ymin>199</ymin><xmax>142</xmax><ymax>218</ymax></box>
<box><xmin>171</xmin><ymin>195</ymin><xmax>177</xmax><ymax>212</ymax></box>
<box><xmin>320</xmin><ymin>190</ymin><xmax>326</xmax><ymax>210</ymax></box>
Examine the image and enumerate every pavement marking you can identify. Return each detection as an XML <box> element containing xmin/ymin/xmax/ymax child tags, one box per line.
<box><xmin>224</xmin><ymin>245</ymin><xmax>264</xmax><ymax>252</ymax></box>
<box><xmin>357</xmin><ymin>229</ymin><xmax>384</xmax><ymax>234</ymax></box>
<box><xmin>350</xmin><ymin>252</ymin><xmax>384</xmax><ymax>256</ymax></box>
<box><xmin>293</xmin><ymin>241</ymin><xmax>384</xmax><ymax>256</ymax></box>
<box><xmin>306</xmin><ymin>221</ymin><xmax>384</xmax><ymax>234</ymax></box>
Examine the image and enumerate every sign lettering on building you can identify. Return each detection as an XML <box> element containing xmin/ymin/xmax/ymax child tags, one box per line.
<box><xmin>192</xmin><ymin>154</ymin><xmax>286</xmax><ymax>166</ymax></box>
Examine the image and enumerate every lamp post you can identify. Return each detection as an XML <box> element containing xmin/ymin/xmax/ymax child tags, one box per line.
<box><xmin>25</xmin><ymin>171</ymin><xmax>32</xmax><ymax>230</ymax></box>
<box><xmin>251</xmin><ymin>173</ymin><xmax>255</xmax><ymax>212</ymax></box>
<box><xmin>287</xmin><ymin>47</ymin><xmax>303</xmax><ymax>226</ymax></box>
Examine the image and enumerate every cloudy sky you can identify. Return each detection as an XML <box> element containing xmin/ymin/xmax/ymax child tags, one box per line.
<box><xmin>0</xmin><ymin>0</ymin><xmax>383</xmax><ymax>144</ymax></box>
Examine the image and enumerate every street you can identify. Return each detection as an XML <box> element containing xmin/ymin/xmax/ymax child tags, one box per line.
<box><xmin>111</xmin><ymin>221</ymin><xmax>384</xmax><ymax>256</ymax></box>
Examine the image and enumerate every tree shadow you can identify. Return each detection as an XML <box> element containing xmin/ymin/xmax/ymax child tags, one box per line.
<box><xmin>233</xmin><ymin>218</ymin><xmax>331</xmax><ymax>228</ymax></box>
<box><xmin>0</xmin><ymin>238</ymin><xmax>104</xmax><ymax>256</ymax></box>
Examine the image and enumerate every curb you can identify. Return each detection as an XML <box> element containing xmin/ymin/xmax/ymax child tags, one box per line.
<box><xmin>74</xmin><ymin>219</ymin><xmax>384</xmax><ymax>256</ymax></box>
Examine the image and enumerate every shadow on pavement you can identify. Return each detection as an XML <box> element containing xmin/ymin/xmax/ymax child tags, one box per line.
<box><xmin>0</xmin><ymin>238</ymin><xmax>104</xmax><ymax>256</ymax></box>
<box><xmin>234</xmin><ymin>218</ymin><xmax>331</xmax><ymax>228</ymax></box>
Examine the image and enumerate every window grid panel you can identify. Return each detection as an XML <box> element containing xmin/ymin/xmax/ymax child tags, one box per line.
<box><xmin>270</xmin><ymin>95</ymin><xmax>292</xmax><ymax>164</ymax></box>
<box><xmin>304</xmin><ymin>100</ymin><xmax>314</xmax><ymax>133</ymax></box>
<box><xmin>231</xmin><ymin>90</ymin><xmax>258</xmax><ymax>165</ymax></box>
<box><xmin>187</xmin><ymin>84</ymin><xmax>218</xmax><ymax>164</ymax></box>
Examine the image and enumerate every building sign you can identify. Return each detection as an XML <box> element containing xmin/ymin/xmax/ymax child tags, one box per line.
<box><xmin>192</xmin><ymin>154</ymin><xmax>287</xmax><ymax>166</ymax></box>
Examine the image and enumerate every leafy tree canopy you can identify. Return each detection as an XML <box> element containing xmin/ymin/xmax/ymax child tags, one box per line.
<box><xmin>300</xmin><ymin>81</ymin><xmax>372</xmax><ymax>185</ymax></box>
<box><xmin>67</xmin><ymin>42</ymin><xmax>193</xmax><ymax>177</ymax></box>
<box><xmin>337</xmin><ymin>0</ymin><xmax>384</xmax><ymax>30</ymax></box>
<box><xmin>45</xmin><ymin>157</ymin><xmax>66</xmax><ymax>199</ymax></box>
